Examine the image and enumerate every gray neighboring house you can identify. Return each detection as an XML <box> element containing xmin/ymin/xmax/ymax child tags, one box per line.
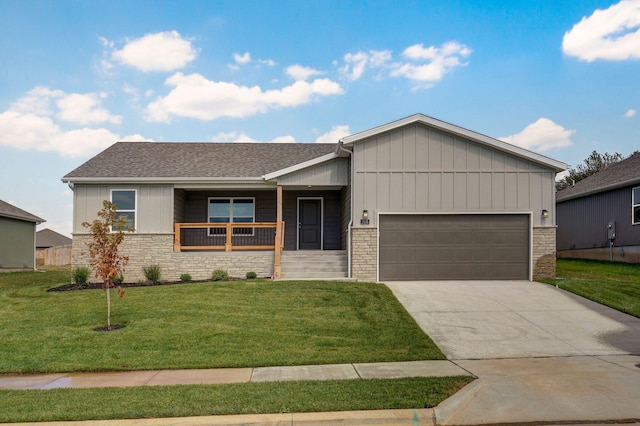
<box><xmin>36</xmin><ymin>228</ymin><xmax>72</xmax><ymax>250</ymax></box>
<box><xmin>62</xmin><ymin>114</ymin><xmax>566</xmax><ymax>282</ymax></box>
<box><xmin>0</xmin><ymin>199</ymin><xmax>45</xmax><ymax>270</ymax></box>
<box><xmin>556</xmin><ymin>152</ymin><xmax>640</xmax><ymax>263</ymax></box>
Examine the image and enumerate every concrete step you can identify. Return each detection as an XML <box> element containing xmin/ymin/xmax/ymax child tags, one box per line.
<box><xmin>280</xmin><ymin>250</ymin><xmax>348</xmax><ymax>279</ymax></box>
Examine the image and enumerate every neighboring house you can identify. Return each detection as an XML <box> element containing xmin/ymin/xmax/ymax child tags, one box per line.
<box><xmin>0</xmin><ymin>199</ymin><xmax>45</xmax><ymax>270</ymax></box>
<box><xmin>62</xmin><ymin>114</ymin><xmax>566</xmax><ymax>282</ymax></box>
<box><xmin>36</xmin><ymin>228</ymin><xmax>72</xmax><ymax>250</ymax></box>
<box><xmin>556</xmin><ymin>152</ymin><xmax>640</xmax><ymax>263</ymax></box>
<box><xmin>36</xmin><ymin>228</ymin><xmax>72</xmax><ymax>266</ymax></box>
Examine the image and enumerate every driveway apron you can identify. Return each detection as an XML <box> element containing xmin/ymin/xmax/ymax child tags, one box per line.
<box><xmin>385</xmin><ymin>280</ymin><xmax>640</xmax><ymax>425</ymax></box>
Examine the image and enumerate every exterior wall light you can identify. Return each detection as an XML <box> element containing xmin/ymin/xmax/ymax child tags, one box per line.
<box><xmin>542</xmin><ymin>209</ymin><xmax>549</xmax><ymax>219</ymax></box>
<box><xmin>361</xmin><ymin>209</ymin><xmax>370</xmax><ymax>225</ymax></box>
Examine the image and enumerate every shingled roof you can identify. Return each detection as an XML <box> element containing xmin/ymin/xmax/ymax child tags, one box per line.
<box><xmin>557</xmin><ymin>152</ymin><xmax>640</xmax><ymax>202</ymax></box>
<box><xmin>62</xmin><ymin>142</ymin><xmax>338</xmax><ymax>182</ymax></box>
<box><xmin>0</xmin><ymin>199</ymin><xmax>45</xmax><ymax>223</ymax></box>
<box><xmin>36</xmin><ymin>228</ymin><xmax>72</xmax><ymax>249</ymax></box>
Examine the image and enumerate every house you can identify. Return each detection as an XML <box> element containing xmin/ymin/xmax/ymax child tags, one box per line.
<box><xmin>36</xmin><ymin>228</ymin><xmax>72</xmax><ymax>266</ymax></box>
<box><xmin>62</xmin><ymin>114</ymin><xmax>566</xmax><ymax>282</ymax></box>
<box><xmin>0</xmin><ymin>199</ymin><xmax>45</xmax><ymax>270</ymax></box>
<box><xmin>556</xmin><ymin>152</ymin><xmax>640</xmax><ymax>263</ymax></box>
<box><xmin>36</xmin><ymin>228</ymin><xmax>72</xmax><ymax>250</ymax></box>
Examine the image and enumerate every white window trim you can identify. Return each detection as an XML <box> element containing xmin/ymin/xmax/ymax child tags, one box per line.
<box><xmin>633</xmin><ymin>186</ymin><xmax>640</xmax><ymax>225</ymax></box>
<box><xmin>207</xmin><ymin>197</ymin><xmax>256</xmax><ymax>236</ymax></box>
<box><xmin>110</xmin><ymin>188</ymin><xmax>137</xmax><ymax>232</ymax></box>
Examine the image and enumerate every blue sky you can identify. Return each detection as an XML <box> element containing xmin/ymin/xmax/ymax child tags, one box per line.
<box><xmin>1</xmin><ymin>0</ymin><xmax>639</xmax><ymax>237</ymax></box>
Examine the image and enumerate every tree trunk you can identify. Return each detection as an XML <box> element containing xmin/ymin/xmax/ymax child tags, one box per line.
<box><xmin>105</xmin><ymin>280</ymin><xmax>111</xmax><ymax>331</ymax></box>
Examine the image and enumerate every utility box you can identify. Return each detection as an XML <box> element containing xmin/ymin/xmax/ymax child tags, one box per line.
<box><xmin>607</xmin><ymin>221</ymin><xmax>616</xmax><ymax>240</ymax></box>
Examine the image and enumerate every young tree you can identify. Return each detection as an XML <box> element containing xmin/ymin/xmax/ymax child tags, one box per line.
<box><xmin>82</xmin><ymin>200</ymin><xmax>133</xmax><ymax>330</ymax></box>
<box><xmin>556</xmin><ymin>150</ymin><xmax>624</xmax><ymax>191</ymax></box>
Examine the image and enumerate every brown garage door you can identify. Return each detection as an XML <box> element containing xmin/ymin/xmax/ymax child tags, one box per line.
<box><xmin>379</xmin><ymin>214</ymin><xmax>529</xmax><ymax>280</ymax></box>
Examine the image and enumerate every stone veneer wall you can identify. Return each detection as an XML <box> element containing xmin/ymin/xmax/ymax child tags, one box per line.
<box><xmin>72</xmin><ymin>234</ymin><xmax>274</xmax><ymax>283</ymax></box>
<box><xmin>532</xmin><ymin>226</ymin><xmax>556</xmax><ymax>280</ymax></box>
<box><xmin>351</xmin><ymin>227</ymin><xmax>377</xmax><ymax>281</ymax></box>
<box><xmin>349</xmin><ymin>226</ymin><xmax>557</xmax><ymax>282</ymax></box>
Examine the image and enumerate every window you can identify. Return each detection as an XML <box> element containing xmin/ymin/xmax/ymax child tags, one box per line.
<box><xmin>111</xmin><ymin>189</ymin><xmax>136</xmax><ymax>231</ymax></box>
<box><xmin>208</xmin><ymin>198</ymin><xmax>255</xmax><ymax>235</ymax></box>
<box><xmin>633</xmin><ymin>187</ymin><xmax>640</xmax><ymax>225</ymax></box>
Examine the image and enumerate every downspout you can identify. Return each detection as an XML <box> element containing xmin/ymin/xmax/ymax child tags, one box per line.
<box><xmin>337</xmin><ymin>141</ymin><xmax>353</xmax><ymax>278</ymax></box>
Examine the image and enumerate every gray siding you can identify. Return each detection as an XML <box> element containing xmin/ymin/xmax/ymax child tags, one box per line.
<box><xmin>352</xmin><ymin>124</ymin><xmax>556</xmax><ymax>227</ymax></box>
<box><xmin>73</xmin><ymin>185</ymin><xmax>173</xmax><ymax>234</ymax></box>
<box><xmin>557</xmin><ymin>186</ymin><xmax>640</xmax><ymax>250</ymax></box>
<box><xmin>0</xmin><ymin>216</ymin><xmax>35</xmax><ymax>268</ymax></box>
<box><xmin>277</xmin><ymin>158</ymin><xmax>348</xmax><ymax>186</ymax></box>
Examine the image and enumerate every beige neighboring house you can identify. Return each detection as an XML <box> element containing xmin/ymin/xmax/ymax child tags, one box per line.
<box><xmin>62</xmin><ymin>114</ymin><xmax>566</xmax><ymax>283</ymax></box>
<box><xmin>0</xmin><ymin>199</ymin><xmax>45</xmax><ymax>270</ymax></box>
<box><xmin>36</xmin><ymin>228</ymin><xmax>72</xmax><ymax>266</ymax></box>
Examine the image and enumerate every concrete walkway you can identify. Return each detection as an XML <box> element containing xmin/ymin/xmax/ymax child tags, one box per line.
<box><xmin>0</xmin><ymin>360</ymin><xmax>470</xmax><ymax>390</ymax></box>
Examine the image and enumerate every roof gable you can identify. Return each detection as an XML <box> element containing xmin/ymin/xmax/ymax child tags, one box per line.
<box><xmin>557</xmin><ymin>152</ymin><xmax>640</xmax><ymax>202</ymax></box>
<box><xmin>341</xmin><ymin>114</ymin><xmax>567</xmax><ymax>172</ymax></box>
<box><xmin>36</xmin><ymin>228</ymin><xmax>72</xmax><ymax>248</ymax></box>
<box><xmin>63</xmin><ymin>142</ymin><xmax>338</xmax><ymax>183</ymax></box>
<box><xmin>0</xmin><ymin>200</ymin><xmax>45</xmax><ymax>223</ymax></box>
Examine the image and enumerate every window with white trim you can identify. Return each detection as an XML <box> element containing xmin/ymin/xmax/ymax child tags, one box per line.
<box><xmin>208</xmin><ymin>198</ymin><xmax>255</xmax><ymax>235</ymax></box>
<box><xmin>633</xmin><ymin>186</ymin><xmax>640</xmax><ymax>225</ymax></box>
<box><xmin>111</xmin><ymin>189</ymin><xmax>136</xmax><ymax>231</ymax></box>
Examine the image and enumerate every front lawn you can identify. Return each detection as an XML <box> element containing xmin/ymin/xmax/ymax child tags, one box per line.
<box><xmin>0</xmin><ymin>269</ymin><xmax>444</xmax><ymax>373</ymax></box>
<box><xmin>541</xmin><ymin>259</ymin><xmax>640</xmax><ymax>318</ymax></box>
<box><xmin>0</xmin><ymin>376</ymin><xmax>474</xmax><ymax>423</ymax></box>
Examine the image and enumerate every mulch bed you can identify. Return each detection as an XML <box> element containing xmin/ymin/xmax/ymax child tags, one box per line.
<box><xmin>47</xmin><ymin>279</ymin><xmax>211</xmax><ymax>292</ymax></box>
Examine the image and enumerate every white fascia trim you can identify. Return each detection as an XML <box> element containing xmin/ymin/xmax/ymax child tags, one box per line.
<box><xmin>341</xmin><ymin>114</ymin><xmax>567</xmax><ymax>172</ymax></box>
<box><xmin>262</xmin><ymin>152</ymin><xmax>339</xmax><ymax>181</ymax></box>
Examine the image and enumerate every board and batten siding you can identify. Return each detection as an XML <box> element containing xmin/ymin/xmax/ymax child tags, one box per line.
<box><xmin>351</xmin><ymin>124</ymin><xmax>556</xmax><ymax>227</ymax></box>
<box><xmin>0</xmin><ymin>216</ymin><xmax>36</xmax><ymax>269</ymax></box>
<box><xmin>72</xmin><ymin>185</ymin><xmax>174</xmax><ymax>234</ymax></box>
<box><xmin>276</xmin><ymin>158</ymin><xmax>348</xmax><ymax>187</ymax></box>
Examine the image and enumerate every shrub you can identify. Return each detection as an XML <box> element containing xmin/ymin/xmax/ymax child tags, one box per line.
<box><xmin>211</xmin><ymin>269</ymin><xmax>230</xmax><ymax>281</ymax></box>
<box><xmin>72</xmin><ymin>267</ymin><xmax>90</xmax><ymax>285</ymax></box>
<box><xmin>143</xmin><ymin>264</ymin><xmax>162</xmax><ymax>283</ymax></box>
<box><xmin>180</xmin><ymin>273</ymin><xmax>192</xmax><ymax>282</ymax></box>
<box><xmin>246</xmin><ymin>271</ymin><xmax>257</xmax><ymax>279</ymax></box>
<box><xmin>112</xmin><ymin>274</ymin><xmax>124</xmax><ymax>285</ymax></box>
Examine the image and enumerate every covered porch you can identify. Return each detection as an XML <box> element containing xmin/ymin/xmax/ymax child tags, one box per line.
<box><xmin>172</xmin><ymin>185</ymin><xmax>349</xmax><ymax>278</ymax></box>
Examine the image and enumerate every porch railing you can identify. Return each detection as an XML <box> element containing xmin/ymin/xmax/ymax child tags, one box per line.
<box><xmin>173</xmin><ymin>222</ymin><xmax>284</xmax><ymax>252</ymax></box>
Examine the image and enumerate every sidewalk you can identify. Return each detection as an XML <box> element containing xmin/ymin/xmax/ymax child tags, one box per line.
<box><xmin>0</xmin><ymin>360</ymin><xmax>471</xmax><ymax>390</ymax></box>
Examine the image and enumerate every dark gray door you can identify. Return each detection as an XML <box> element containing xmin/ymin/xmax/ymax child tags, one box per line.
<box><xmin>299</xmin><ymin>199</ymin><xmax>322</xmax><ymax>250</ymax></box>
<box><xmin>379</xmin><ymin>214</ymin><xmax>529</xmax><ymax>280</ymax></box>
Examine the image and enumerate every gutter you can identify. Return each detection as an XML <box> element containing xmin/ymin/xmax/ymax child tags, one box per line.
<box><xmin>337</xmin><ymin>141</ymin><xmax>354</xmax><ymax>278</ymax></box>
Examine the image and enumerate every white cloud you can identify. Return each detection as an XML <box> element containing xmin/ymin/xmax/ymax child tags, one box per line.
<box><xmin>562</xmin><ymin>0</ymin><xmax>640</xmax><ymax>61</ymax></box>
<box><xmin>499</xmin><ymin>118</ymin><xmax>574</xmax><ymax>152</ymax></box>
<box><xmin>211</xmin><ymin>131</ymin><xmax>259</xmax><ymax>143</ymax></box>
<box><xmin>390</xmin><ymin>41</ymin><xmax>472</xmax><ymax>89</ymax></box>
<box><xmin>625</xmin><ymin>108</ymin><xmax>637</xmax><ymax>117</ymax></box>
<box><xmin>0</xmin><ymin>87</ymin><xmax>152</xmax><ymax>158</ymax></box>
<box><xmin>233</xmin><ymin>52</ymin><xmax>251</xmax><ymax>64</ymax></box>
<box><xmin>112</xmin><ymin>31</ymin><xmax>198</xmax><ymax>72</ymax></box>
<box><xmin>315</xmin><ymin>125</ymin><xmax>351</xmax><ymax>143</ymax></box>
<box><xmin>145</xmin><ymin>72</ymin><xmax>344</xmax><ymax>122</ymax></box>
<box><xmin>56</xmin><ymin>93</ymin><xmax>122</xmax><ymax>125</ymax></box>
<box><xmin>259</xmin><ymin>58</ymin><xmax>277</xmax><ymax>66</ymax></box>
<box><xmin>339</xmin><ymin>50</ymin><xmax>391</xmax><ymax>81</ymax></box>
<box><xmin>286</xmin><ymin>65</ymin><xmax>323</xmax><ymax>81</ymax></box>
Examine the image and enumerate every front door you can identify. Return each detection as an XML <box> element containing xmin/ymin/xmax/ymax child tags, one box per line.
<box><xmin>298</xmin><ymin>199</ymin><xmax>322</xmax><ymax>250</ymax></box>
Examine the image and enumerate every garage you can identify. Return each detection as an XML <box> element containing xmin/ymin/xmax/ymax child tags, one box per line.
<box><xmin>379</xmin><ymin>214</ymin><xmax>530</xmax><ymax>281</ymax></box>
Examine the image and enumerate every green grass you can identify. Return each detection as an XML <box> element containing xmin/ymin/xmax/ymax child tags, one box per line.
<box><xmin>0</xmin><ymin>376</ymin><xmax>474</xmax><ymax>423</ymax></box>
<box><xmin>0</xmin><ymin>269</ymin><xmax>444</xmax><ymax>373</ymax></box>
<box><xmin>541</xmin><ymin>259</ymin><xmax>640</xmax><ymax>318</ymax></box>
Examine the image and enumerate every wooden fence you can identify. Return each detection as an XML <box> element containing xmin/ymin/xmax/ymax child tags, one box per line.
<box><xmin>36</xmin><ymin>245</ymin><xmax>72</xmax><ymax>266</ymax></box>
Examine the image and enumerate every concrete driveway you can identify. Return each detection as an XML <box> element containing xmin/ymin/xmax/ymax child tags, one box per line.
<box><xmin>386</xmin><ymin>280</ymin><xmax>640</xmax><ymax>424</ymax></box>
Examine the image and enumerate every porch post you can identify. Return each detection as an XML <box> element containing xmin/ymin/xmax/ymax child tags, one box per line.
<box><xmin>173</xmin><ymin>223</ymin><xmax>181</xmax><ymax>252</ymax></box>
<box><xmin>274</xmin><ymin>185</ymin><xmax>283</xmax><ymax>278</ymax></box>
